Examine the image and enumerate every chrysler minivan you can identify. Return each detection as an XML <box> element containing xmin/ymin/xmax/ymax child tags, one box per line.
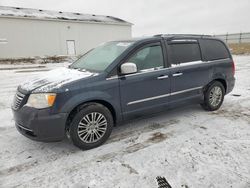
<box><xmin>12</xmin><ymin>34</ymin><xmax>235</xmax><ymax>150</ymax></box>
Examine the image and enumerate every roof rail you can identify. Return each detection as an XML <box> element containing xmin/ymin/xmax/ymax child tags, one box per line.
<box><xmin>154</xmin><ymin>34</ymin><xmax>212</xmax><ymax>38</ymax></box>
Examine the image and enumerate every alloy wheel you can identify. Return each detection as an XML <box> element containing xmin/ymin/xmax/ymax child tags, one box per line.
<box><xmin>77</xmin><ymin>112</ymin><xmax>107</xmax><ymax>143</ymax></box>
<box><xmin>209</xmin><ymin>86</ymin><xmax>223</xmax><ymax>107</ymax></box>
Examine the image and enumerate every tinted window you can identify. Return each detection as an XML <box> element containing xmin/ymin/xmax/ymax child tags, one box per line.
<box><xmin>128</xmin><ymin>45</ymin><xmax>164</xmax><ymax>71</ymax></box>
<box><xmin>168</xmin><ymin>42</ymin><xmax>201</xmax><ymax>65</ymax></box>
<box><xmin>200</xmin><ymin>39</ymin><xmax>230</xmax><ymax>61</ymax></box>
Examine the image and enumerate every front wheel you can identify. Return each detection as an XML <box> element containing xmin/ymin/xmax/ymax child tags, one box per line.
<box><xmin>201</xmin><ymin>81</ymin><xmax>225</xmax><ymax>111</ymax></box>
<box><xmin>69</xmin><ymin>103</ymin><xmax>113</xmax><ymax>150</ymax></box>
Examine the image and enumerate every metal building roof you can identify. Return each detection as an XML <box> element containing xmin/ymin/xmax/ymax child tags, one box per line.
<box><xmin>0</xmin><ymin>6</ymin><xmax>132</xmax><ymax>25</ymax></box>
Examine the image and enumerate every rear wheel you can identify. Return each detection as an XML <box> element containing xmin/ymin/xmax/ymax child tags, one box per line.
<box><xmin>201</xmin><ymin>81</ymin><xmax>225</xmax><ymax>111</ymax></box>
<box><xmin>69</xmin><ymin>103</ymin><xmax>113</xmax><ymax>150</ymax></box>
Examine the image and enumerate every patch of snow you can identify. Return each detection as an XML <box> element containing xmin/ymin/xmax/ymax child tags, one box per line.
<box><xmin>0</xmin><ymin>6</ymin><xmax>131</xmax><ymax>25</ymax></box>
<box><xmin>20</xmin><ymin>67</ymin><xmax>97</xmax><ymax>92</ymax></box>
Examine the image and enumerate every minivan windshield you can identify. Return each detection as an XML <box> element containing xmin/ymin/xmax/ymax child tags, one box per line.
<box><xmin>70</xmin><ymin>41</ymin><xmax>134</xmax><ymax>72</ymax></box>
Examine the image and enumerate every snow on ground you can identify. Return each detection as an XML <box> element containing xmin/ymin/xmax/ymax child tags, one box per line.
<box><xmin>0</xmin><ymin>56</ymin><xmax>250</xmax><ymax>188</ymax></box>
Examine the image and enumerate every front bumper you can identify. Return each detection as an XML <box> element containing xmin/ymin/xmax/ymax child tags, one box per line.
<box><xmin>12</xmin><ymin>105</ymin><xmax>68</xmax><ymax>142</ymax></box>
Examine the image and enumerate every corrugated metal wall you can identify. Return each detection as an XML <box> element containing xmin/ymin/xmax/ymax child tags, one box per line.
<box><xmin>0</xmin><ymin>17</ymin><xmax>132</xmax><ymax>58</ymax></box>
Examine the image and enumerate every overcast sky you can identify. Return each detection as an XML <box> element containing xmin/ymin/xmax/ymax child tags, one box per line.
<box><xmin>0</xmin><ymin>0</ymin><xmax>249</xmax><ymax>37</ymax></box>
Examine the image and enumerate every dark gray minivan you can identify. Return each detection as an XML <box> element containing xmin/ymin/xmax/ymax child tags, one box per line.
<box><xmin>12</xmin><ymin>34</ymin><xmax>235</xmax><ymax>150</ymax></box>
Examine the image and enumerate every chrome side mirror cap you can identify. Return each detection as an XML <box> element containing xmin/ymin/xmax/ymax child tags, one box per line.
<box><xmin>120</xmin><ymin>62</ymin><xmax>137</xmax><ymax>75</ymax></box>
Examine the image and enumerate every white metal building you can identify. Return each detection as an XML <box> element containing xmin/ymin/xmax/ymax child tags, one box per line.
<box><xmin>0</xmin><ymin>6</ymin><xmax>132</xmax><ymax>59</ymax></box>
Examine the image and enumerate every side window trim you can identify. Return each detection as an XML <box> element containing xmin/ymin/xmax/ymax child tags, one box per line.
<box><xmin>171</xmin><ymin>60</ymin><xmax>203</xmax><ymax>67</ymax></box>
<box><xmin>169</xmin><ymin>58</ymin><xmax>231</xmax><ymax>69</ymax></box>
<box><xmin>197</xmin><ymin>39</ymin><xmax>204</xmax><ymax>61</ymax></box>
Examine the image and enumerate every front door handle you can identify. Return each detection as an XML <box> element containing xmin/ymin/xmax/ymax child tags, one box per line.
<box><xmin>157</xmin><ymin>75</ymin><xmax>169</xmax><ymax>80</ymax></box>
<box><xmin>172</xmin><ymin>72</ymin><xmax>183</xmax><ymax>77</ymax></box>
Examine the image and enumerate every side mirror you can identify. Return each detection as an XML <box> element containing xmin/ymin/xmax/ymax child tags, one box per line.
<box><xmin>120</xmin><ymin>62</ymin><xmax>137</xmax><ymax>75</ymax></box>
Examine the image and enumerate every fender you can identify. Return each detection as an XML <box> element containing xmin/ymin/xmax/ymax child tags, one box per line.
<box><xmin>58</xmin><ymin>90</ymin><xmax>122</xmax><ymax>122</ymax></box>
<box><xmin>211</xmin><ymin>72</ymin><xmax>227</xmax><ymax>81</ymax></box>
<box><xmin>205</xmin><ymin>72</ymin><xmax>228</xmax><ymax>93</ymax></box>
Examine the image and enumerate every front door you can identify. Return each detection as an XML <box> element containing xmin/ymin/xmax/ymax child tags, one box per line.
<box><xmin>119</xmin><ymin>42</ymin><xmax>171</xmax><ymax>118</ymax></box>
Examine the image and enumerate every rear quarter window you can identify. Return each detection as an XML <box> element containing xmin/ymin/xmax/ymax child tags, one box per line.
<box><xmin>199</xmin><ymin>39</ymin><xmax>230</xmax><ymax>61</ymax></box>
<box><xmin>168</xmin><ymin>42</ymin><xmax>201</xmax><ymax>65</ymax></box>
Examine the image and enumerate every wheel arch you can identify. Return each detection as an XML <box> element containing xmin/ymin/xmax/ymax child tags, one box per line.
<box><xmin>65</xmin><ymin>100</ymin><xmax>117</xmax><ymax>131</ymax></box>
<box><xmin>214</xmin><ymin>78</ymin><xmax>227</xmax><ymax>92</ymax></box>
<box><xmin>210</xmin><ymin>72</ymin><xmax>228</xmax><ymax>93</ymax></box>
<box><xmin>204</xmin><ymin>77</ymin><xmax>227</xmax><ymax>93</ymax></box>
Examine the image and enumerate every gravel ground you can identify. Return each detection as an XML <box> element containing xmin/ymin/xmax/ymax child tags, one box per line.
<box><xmin>0</xmin><ymin>56</ymin><xmax>249</xmax><ymax>188</ymax></box>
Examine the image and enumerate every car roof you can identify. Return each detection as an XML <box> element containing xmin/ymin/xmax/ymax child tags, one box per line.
<box><xmin>112</xmin><ymin>34</ymin><xmax>220</xmax><ymax>47</ymax></box>
<box><xmin>123</xmin><ymin>34</ymin><xmax>214</xmax><ymax>43</ymax></box>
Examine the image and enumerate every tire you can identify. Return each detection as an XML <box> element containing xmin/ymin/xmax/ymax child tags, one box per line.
<box><xmin>69</xmin><ymin>103</ymin><xmax>114</xmax><ymax>150</ymax></box>
<box><xmin>201</xmin><ymin>81</ymin><xmax>225</xmax><ymax>111</ymax></box>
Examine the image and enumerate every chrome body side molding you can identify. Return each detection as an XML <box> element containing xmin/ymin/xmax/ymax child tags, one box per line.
<box><xmin>127</xmin><ymin>86</ymin><xmax>203</xmax><ymax>105</ymax></box>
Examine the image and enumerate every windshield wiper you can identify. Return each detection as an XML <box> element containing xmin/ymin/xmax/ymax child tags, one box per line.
<box><xmin>68</xmin><ymin>65</ymin><xmax>77</xmax><ymax>69</ymax></box>
<box><xmin>68</xmin><ymin>66</ymin><xmax>84</xmax><ymax>71</ymax></box>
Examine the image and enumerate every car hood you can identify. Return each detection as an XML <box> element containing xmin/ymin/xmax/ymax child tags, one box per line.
<box><xmin>20</xmin><ymin>67</ymin><xmax>98</xmax><ymax>93</ymax></box>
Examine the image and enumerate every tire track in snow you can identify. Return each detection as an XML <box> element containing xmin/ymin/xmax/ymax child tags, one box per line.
<box><xmin>0</xmin><ymin>119</ymin><xmax>178</xmax><ymax>179</ymax></box>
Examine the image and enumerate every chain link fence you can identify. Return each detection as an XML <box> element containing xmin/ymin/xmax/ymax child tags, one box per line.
<box><xmin>214</xmin><ymin>32</ymin><xmax>250</xmax><ymax>44</ymax></box>
<box><xmin>214</xmin><ymin>32</ymin><xmax>250</xmax><ymax>54</ymax></box>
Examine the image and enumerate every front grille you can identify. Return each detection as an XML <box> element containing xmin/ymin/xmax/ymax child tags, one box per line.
<box><xmin>13</xmin><ymin>91</ymin><xmax>26</xmax><ymax>110</ymax></box>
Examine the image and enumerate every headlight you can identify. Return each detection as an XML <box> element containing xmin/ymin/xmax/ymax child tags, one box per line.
<box><xmin>26</xmin><ymin>93</ymin><xmax>56</xmax><ymax>109</ymax></box>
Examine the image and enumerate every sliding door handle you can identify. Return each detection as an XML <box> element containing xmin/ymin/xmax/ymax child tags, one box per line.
<box><xmin>172</xmin><ymin>72</ymin><xmax>183</xmax><ymax>77</ymax></box>
<box><xmin>157</xmin><ymin>75</ymin><xmax>169</xmax><ymax>80</ymax></box>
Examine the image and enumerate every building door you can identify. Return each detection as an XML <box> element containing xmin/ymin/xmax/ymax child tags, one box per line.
<box><xmin>66</xmin><ymin>40</ymin><xmax>76</xmax><ymax>55</ymax></box>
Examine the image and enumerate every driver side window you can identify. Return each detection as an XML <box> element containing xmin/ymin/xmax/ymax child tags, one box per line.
<box><xmin>128</xmin><ymin>44</ymin><xmax>164</xmax><ymax>72</ymax></box>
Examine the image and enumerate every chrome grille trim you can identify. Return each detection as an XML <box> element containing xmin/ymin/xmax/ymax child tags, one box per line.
<box><xmin>13</xmin><ymin>91</ymin><xmax>25</xmax><ymax>110</ymax></box>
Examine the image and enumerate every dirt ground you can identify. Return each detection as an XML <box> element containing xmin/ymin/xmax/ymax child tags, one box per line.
<box><xmin>228</xmin><ymin>43</ymin><xmax>250</xmax><ymax>55</ymax></box>
<box><xmin>0</xmin><ymin>56</ymin><xmax>249</xmax><ymax>188</ymax></box>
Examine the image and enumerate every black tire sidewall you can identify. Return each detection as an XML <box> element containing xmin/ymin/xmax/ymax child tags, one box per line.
<box><xmin>69</xmin><ymin>103</ymin><xmax>113</xmax><ymax>150</ymax></box>
<box><xmin>204</xmin><ymin>81</ymin><xmax>225</xmax><ymax>111</ymax></box>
